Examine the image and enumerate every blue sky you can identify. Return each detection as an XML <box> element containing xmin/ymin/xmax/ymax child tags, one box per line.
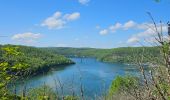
<box><xmin>0</xmin><ymin>0</ymin><xmax>170</xmax><ymax>48</ymax></box>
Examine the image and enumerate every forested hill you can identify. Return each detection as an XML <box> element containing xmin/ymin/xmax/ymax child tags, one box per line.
<box><xmin>41</xmin><ymin>47</ymin><xmax>161</xmax><ymax>63</ymax></box>
<box><xmin>0</xmin><ymin>45</ymin><xmax>74</xmax><ymax>76</ymax></box>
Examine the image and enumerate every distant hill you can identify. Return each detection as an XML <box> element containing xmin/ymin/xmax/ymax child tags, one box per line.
<box><xmin>41</xmin><ymin>47</ymin><xmax>161</xmax><ymax>63</ymax></box>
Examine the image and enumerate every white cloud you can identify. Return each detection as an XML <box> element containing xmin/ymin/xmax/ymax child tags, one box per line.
<box><xmin>99</xmin><ymin>20</ymin><xmax>137</xmax><ymax>35</ymax></box>
<box><xmin>12</xmin><ymin>32</ymin><xmax>41</xmax><ymax>40</ymax></box>
<box><xmin>109</xmin><ymin>23</ymin><xmax>122</xmax><ymax>32</ymax></box>
<box><xmin>123</xmin><ymin>20</ymin><xmax>136</xmax><ymax>30</ymax></box>
<box><xmin>99</xmin><ymin>29</ymin><xmax>108</xmax><ymax>35</ymax></box>
<box><xmin>136</xmin><ymin>28</ymin><xmax>155</xmax><ymax>37</ymax></box>
<box><xmin>139</xmin><ymin>24</ymin><xmax>167</xmax><ymax>38</ymax></box>
<box><xmin>41</xmin><ymin>11</ymin><xmax>80</xmax><ymax>29</ymax></box>
<box><xmin>99</xmin><ymin>20</ymin><xmax>168</xmax><ymax>43</ymax></box>
<box><xmin>42</xmin><ymin>18</ymin><xmax>66</xmax><ymax>29</ymax></box>
<box><xmin>136</xmin><ymin>23</ymin><xmax>150</xmax><ymax>30</ymax></box>
<box><xmin>78</xmin><ymin>0</ymin><xmax>90</xmax><ymax>5</ymax></box>
<box><xmin>144</xmin><ymin>35</ymin><xmax>169</xmax><ymax>44</ymax></box>
<box><xmin>64</xmin><ymin>12</ymin><xmax>80</xmax><ymax>21</ymax></box>
<box><xmin>97</xmin><ymin>20</ymin><xmax>168</xmax><ymax>45</ymax></box>
<box><xmin>126</xmin><ymin>24</ymin><xmax>168</xmax><ymax>44</ymax></box>
<box><xmin>127</xmin><ymin>37</ymin><xmax>139</xmax><ymax>44</ymax></box>
<box><xmin>53</xmin><ymin>11</ymin><xmax>62</xmax><ymax>18</ymax></box>
<box><xmin>12</xmin><ymin>32</ymin><xmax>42</xmax><ymax>43</ymax></box>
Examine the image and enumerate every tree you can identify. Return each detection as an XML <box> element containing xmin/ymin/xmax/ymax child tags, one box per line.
<box><xmin>0</xmin><ymin>46</ymin><xmax>28</xmax><ymax>99</ymax></box>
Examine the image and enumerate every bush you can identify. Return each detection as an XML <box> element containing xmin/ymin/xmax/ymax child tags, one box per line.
<box><xmin>27</xmin><ymin>85</ymin><xmax>57</xmax><ymax>100</ymax></box>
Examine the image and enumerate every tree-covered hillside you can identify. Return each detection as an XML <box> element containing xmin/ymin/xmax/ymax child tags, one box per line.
<box><xmin>41</xmin><ymin>47</ymin><xmax>161</xmax><ymax>63</ymax></box>
<box><xmin>0</xmin><ymin>45</ymin><xmax>74</xmax><ymax>76</ymax></box>
<box><xmin>99</xmin><ymin>47</ymin><xmax>161</xmax><ymax>63</ymax></box>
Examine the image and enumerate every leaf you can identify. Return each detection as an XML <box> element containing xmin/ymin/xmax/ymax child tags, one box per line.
<box><xmin>6</xmin><ymin>76</ymin><xmax>11</xmax><ymax>80</ymax></box>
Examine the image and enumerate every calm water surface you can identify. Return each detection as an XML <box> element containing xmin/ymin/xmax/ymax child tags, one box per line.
<box><xmin>15</xmin><ymin>58</ymin><xmax>138</xmax><ymax>98</ymax></box>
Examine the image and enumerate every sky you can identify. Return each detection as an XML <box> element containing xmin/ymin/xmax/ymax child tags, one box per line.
<box><xmin>0</xmin><ymin>0</ymin><xmax>170</xmax><ymax>48</ymax></box>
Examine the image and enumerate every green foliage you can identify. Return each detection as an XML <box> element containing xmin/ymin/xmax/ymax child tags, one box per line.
<box><xmin>0</xmin><ymin>46</ymin><xmax>28</xmax><ymax>99</ymax></box>
<box><xmin>109</xmin><ymin>76</ymin><xmax>139</xmax><ymax>95</ymax></box>
<box><xmin>27</xmin><ymin>85</ymin><xmax>57</xmax><ymax>100</ymax></box>
<box><xmin>64</xmin><ymin>96</ymin><xmax>79</xmax><ymax>100</ymax></box>
<box><xmin>0</xmin><ymin>45</ymin><xmax>166</xmax><ymax>100</ymax></box>
<box><xmin>100</xmin><ymin>47</ymin><xmax>160</xmax><ymax>63</ymax></box>
<box><xmin>0</xmin><ymin>45</ymin><xmax>74</xmax><ymax>99</ymax></box>
<box><xmin>27</xmin><ymin>85</ymin><xmax>79</xmax><ymax>100</ymax></box>
<box><xmin>0</xmin><ymin>45</ymin><xmax>74</xmax><ymax>76</ymax></box>
<box><xmin>41</xmin><ymin>47</ymin><xmax>160</xmax><ymax>63</ymax></box>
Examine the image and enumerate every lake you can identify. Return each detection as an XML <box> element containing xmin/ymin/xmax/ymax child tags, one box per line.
<box><xmin>14</xmin><ymin>58</ymin><xmax>139</xmax><ymax>98</ymax></box>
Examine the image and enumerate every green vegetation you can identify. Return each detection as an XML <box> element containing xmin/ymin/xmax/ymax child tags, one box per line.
<box><xmin>99</xmin><ymin>47</ymin><xmax>160</xmax><ymax>63</ymax></box>
<box><xmin>0</xmin><ymin>45</ymin><xmax>74</xmax><ymax>76</ymax></box>
<box><xmin>27</xmin><ymin>85</ymin><xmax>57</xmax><ymax>100</ymax></box>
<box><xmin>0</xmin><ymin>26</ymin><xmax>169</xmax><ymax>100</ymax></box>
<box><xmin>109</xmin><ymin>76</ymin><xmax>139</xmax><ymax>95</ymax></box>
<box><xmin>41</xmin><ymin>47</ymin><xmax>160</xmax><ymax>63</ymax></box>
<box><xmin>0</xmin><ymin>44</ymin><xmax>168</xmax><ymax>100</ymax></box>
<box><xmin>27</xmin><ymin>85</ymin><xmax>79</xmax><ymax>100</ymax></box>
<box><xmin>108</xmin><ymin>76</ymin><xmax>140</xmax><ymax>100</ymax></box>
<box><xmin>0</xmin><ymin>45</ymin><xmax>75</xmax><ymax>99</ymax></box>
<box><xmin>0</xmin><ymin>46</ymin><xmax>28</xmax><ymax>99</ymax></box>
<box><xmin>107</xmin><ymin>18</ymin><xmax>170</xmax><ymax>100</ymax></box>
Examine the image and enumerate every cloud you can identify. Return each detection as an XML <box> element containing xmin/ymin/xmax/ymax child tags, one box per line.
<box><xmin>41</xmin><ymin>11</ymin><xmax>80</xmax><ymax>29</ymax></box>
<box><xmin>99</xmin><ymin>20</ymin><xmax>138</xmax><ymax>35</ymax></box>
<box><xmin>127</xmin><ymin>24</ymin><xmax>168</xmax><ymax>44</ymax></box>
<box><xmin>99</xmin><ymin>29</ymin><xmax>108</xmax><ymax>35</ymax></box>
<box><xmin>109</xmin><ymin>23</ymin><xmax>122</xmax><ymax>32</ymax></box>
<box><xmin>136</xmin><ymin>28</ymin><xmax>155</xmax><ymax>37</ymax></box>
<box><xmin>127</xmin><ymin>37</ymin><xmax>139</xmax><ymax>44</ymax></box>
<box><xmin>136</xmin><ymin>23</ymin><xmax>151</xmax><ymax>30</ymax></box>
<box><xmin>78</xmin><ymin>0</ymin><xmax>90</xmax><ymax>5</ymax></box>
<box><xmin>64</xmin><ymin>12</ymin><xmax>80</xmax><ymax>21</ymax></box>
<box><xmin>123</xmin><ymin>20</ymin><xmax>136</xmax><ymax>30</ymax></box>
<box><xmin>42</xmin><ymin>18</ymin><xmax>66</xmax><ymax>29</ymax></box>
<box><xmin>98</xmin><ymin>20</ymin><xmax>168</xmax><ymax>46</ymax></box>
<box><xmin>12</xmin><ymin>32</ymin><xmax>42</xmax><ymax>43</ymax></box>
<box><xmin>99</xmin><ymin>20</ymin><xmax>168</xmax><ymax>45</ymax></box>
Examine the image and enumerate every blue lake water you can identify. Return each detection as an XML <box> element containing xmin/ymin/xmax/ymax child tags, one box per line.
<box><xmin>14</xmin><ymin>58</ymin><xmax>139</xmax><ymax>98</ymax></box>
